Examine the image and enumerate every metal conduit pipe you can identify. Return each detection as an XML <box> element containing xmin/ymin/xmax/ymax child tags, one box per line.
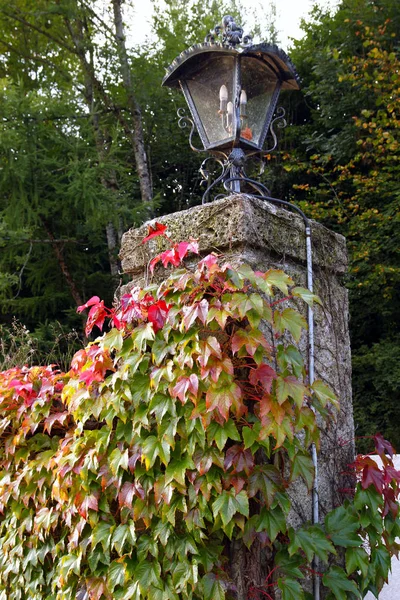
<box><xmin>222</xmin><ymin>181</ymin><xmax>320</xmax><ymax>600</ymax></box>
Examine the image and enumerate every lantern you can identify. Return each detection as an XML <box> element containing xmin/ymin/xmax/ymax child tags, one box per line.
<box><xmin>162</xmin><ymin>15</ymin><xmax>300</xmax><ymax>199</ymax></box>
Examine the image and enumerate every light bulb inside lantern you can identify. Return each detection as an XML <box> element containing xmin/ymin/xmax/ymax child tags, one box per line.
<box><xmin>219</xmin><ymin>84</ymin><xmax>228</xmax><ymax>113</ymax></box>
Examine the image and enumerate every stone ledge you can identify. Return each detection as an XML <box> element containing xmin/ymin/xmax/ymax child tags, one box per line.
<box><xmin>120</xmin><ymin>195</ymin><xmax>347</xmax><ymax>275</ymax></box>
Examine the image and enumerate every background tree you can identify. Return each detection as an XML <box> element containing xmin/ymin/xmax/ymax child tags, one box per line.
<box><xmin>261</xmin><ymin>0</ymin><xmax>400</xmax><ymax>448</ymax></box>
<box><xmin>0</xmin><ymin>0</ymin><xmax>242</xmax><ymax>354</ymax></box>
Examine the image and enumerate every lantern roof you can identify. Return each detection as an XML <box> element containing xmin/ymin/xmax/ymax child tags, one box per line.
<box><xmin>162</xmin><ymin>42</ymin><xmax>300</xmax><ymax>91</ymax></box>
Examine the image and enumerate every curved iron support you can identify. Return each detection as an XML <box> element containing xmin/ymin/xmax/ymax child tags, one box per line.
<box><xmin>264</xmin><ymin>106</ymin><xmax>287</xmax><ymax>154</ymax></box>
<box><xmin>177</xmin><ymin>108</ymin><xmax>228</xmax><ymax>162</ymax></box>
<box><xmin>201</xmin><ymin>158</ymin><xmax>231</xmax><ymax>204</ymax></box>
<box><xmin>177</xmin><ymin>108</ymin><xmax>205</xmax><ymax>153</ymax></box>
<box><xmin>222</xmin><ymin>174</ymin><xmax>272</xmax><ymax>198</ymax></box>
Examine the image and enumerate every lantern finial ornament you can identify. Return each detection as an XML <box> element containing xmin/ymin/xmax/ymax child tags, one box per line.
<box><xmin>162</xmin><ymin>13</ymin><xmax>300</xmax><ymax>203</ymax></box>
<box><xmin>205</xmin><ymin>15</ymin><xmax>252</xmax><ymax>48</ymax></box>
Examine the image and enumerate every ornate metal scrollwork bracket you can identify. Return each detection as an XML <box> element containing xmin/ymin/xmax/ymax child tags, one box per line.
<box><xmin>177</xmin><ymin>108</ymin><xmax>205</xmax><ymax>154</ymax></box>
<box><xmin>264</xmin><ymin>106</ymin><xmax>287</xmax><ymax>154</ymax></box>
<box><xmin>201</xmin><ymin>148</ymin><xmax>272</xmax><ymax>204</ymax></box>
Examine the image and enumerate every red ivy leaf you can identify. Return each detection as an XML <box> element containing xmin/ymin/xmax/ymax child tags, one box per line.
<box><xmin>224</xmin><ymin>445</ymin><xmax>254</xmax><ymax>475</ymax></box>
<box><xmin>171</xmin><ymin>374</ymin><xmax>199</xmax><ymax>403</ymax></box>
<box><xmin>177</xmin><ymin>240</ymin><xmax>199</xmax><ymax>260</ymax></box>
<box><xmin>383</xmin><ymin>487</ymin><xmax>399</xmax><ymax>518</ymax></box>
<box><xmin>86</xmin><ymin>578</ymin><xmax>106</xmax><ymax>600</ymax></box>
<box><xmin>148</xmin><ymin>300</ymin><xmax>169</xmax><ymax>333</ymax></box>
<box><xmin>198</xmin><ymin>253</ymin><xmax>219</xmax><ymax>273</ymax></box>
<box><xmin>201</xmin><ymin>356</ymin><xmax>234</xmax><ymax>383</ymax></box>
<box><xmin>71</xmin><ymin>349</ymin><xmax>88</xmax><ymax>373</ymax></box>
<box><xmin>374</xmin><ymin>434</ymin><xmax>395</xmax><ymax>459</ymax></box>
<box><xmin>149</xmin><ymin>254</ymin><xmax>162</xmax><ymax>274</ymax></box>
<box><xmin>383</xmin><ymin>465</ymin><xmax>400</xmax><ymax>485</ymax></box>
<box><xmin>77</xmin><ymin>296</ymin><xmax>101</xmax><ymax>312</ymax></box>
<box><xmin>77</xmin><ymin>297</ymin><xmax>109</xmax><ymax>336</ymax></box>
<box><xmin>361</xmin><ymin>459</ymin><xmax>384</xmax><ymax>494</ymax></box>
<box><xmin>142</xmin><ymin>222</ymin><xmax>167</xmax><ymax>244</ymax></box>
<box><xmin>76</xmin><ymin>493</ymin><xmax>99</xmax><ymax>519</ymax></box>
<box><xmin>160</xmin><ymin>247</ymin><xmax>181</xmax><ymax>268</ymax></box>
<box><xmin>223</xmin><ymin>473</ymin><xmax>246</xmax><ymax>494</ymax></box>
<box><xmin>78</xmin><ymin>346</ymin><xmax>114</xmax><ymax>386</ymax></box>
<box><xmin>197</xmin><ymin>337</ymin><xmax>222</xmax><ymax>368</ymax></box>
<box><xmin>249</xmin><ymin>364</ymin><xmax>277</xmax><ymax>393</ymax></box>
<box><xmin>193</xmin><ymin>449</ymin><xmax>213</xmax><ymax>476</ymax></box>
<box><xmin>118</xmin><ymin>481</ymin><xmax>137</xmax><ymax>508</ymax></box>
<box><xmin>183</xmin><ymin>299</ymin><xmax>209</xmax><ymax>330</ymax></box>
<box><xmin>43</xmin><ymin>411</ymin><xmax>69</xmax><ymax>434</ymax></box>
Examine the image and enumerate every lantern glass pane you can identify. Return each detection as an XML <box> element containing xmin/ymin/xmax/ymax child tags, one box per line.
<box><xmin>186</xmin><ymin>55</ymin><xmax>236</xmax><ymax>146</ymax></box>
<box><xmin>239</xmin><ymin>57</ymin><xmax>278</xmax><ymax>147</ymax></box>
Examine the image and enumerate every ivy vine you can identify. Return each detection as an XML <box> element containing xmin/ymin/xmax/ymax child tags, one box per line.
<box><xmin>0</xmin><ymin>225</ymin><xmax>398</xmax><ymax>599</ymax></box>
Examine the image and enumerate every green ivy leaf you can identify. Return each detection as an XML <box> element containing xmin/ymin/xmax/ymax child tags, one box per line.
<box><xmin>207</xmin><ymin>419</ymin><xmax>241</xmax><ymax>451</ymax></box>
<box><xmin>131</xmin><ymin>322</ymin><xmax>155</xmax><ymax>351</ymax></box>
<box><xmin>202</xmin><ymin>573</ymin><xmax>226</xmax><ymax>600</ymax></box>
<box><xmin>274</xmin><ymin>308</ymin><xmax>308</xmax><ymax>343</ymax></box>
<box><xmin>289</xmin><ymin>525</ymin><xmax>336</xmax><ymax>563</ymax></box>
<box><xmin>242</xmin><ymin>423</ymin><xmax>261</xmax><ymax>450</ymax></box>
<box><xmin>311</xmin><ymin>380</ymin><xmax>339</xmax><ymax>409</ymax></box>
<box><xmin>248</xmin><ymin>465</ymin><xmax>283</xmax><ymax>508</ymax></box>
<box><xmin>111</xmin><ymin>522</ymin><xmax>136</xmax><ymax>554</ymax></box>
<box><xmin>274</xmin><ymin>548</ymin><xmax>305</xmax><ymax>579</ymax></box>
<box><xmin>278</xmin><ymin>577</ymin><xmax>305</xmax><ymax>600</ymax></box>
<box><xmin>165</xmin><ymin>455</ymin><xmax>194</xmax><ymax>486</ymax></box>
<box><xmin>212</xmin><ymin>490</ymin><xmax>249</xmax><ymax>526</ymax></box>
<box><xmin>256</xmin><ymin>505</ymin><xmax>287</xmax><ymax>542</ymax></box>
<box><xmin>322</xmin><ymin>566</ymin><xmax>360</xmax><ymax>600</ymax></box>
<box><xmin>151</xmin><ymin>339</ymin><xmax>174</xmax><ymax>365</ymax></box>
<box><xmin>345</xmin><ymin>546</ymin><xmax>369</xmax><ymax>579</ymax></box>
<box><xmin>292</xmin><ymin>287</ymin><xmax>322</xmax><ymax>307</ymax></box>
<box><xmin>263</xmin><ymin>270</ymin><xmax>294</xmax><ymax>295</ymax></box>
<box><xmin>172</xmin><ymin>561</ymin><xmax>194</xmax><ymax>592</ymax></box>
<box><xmin>237</xmin><ymin>263</ymin><xmax>257</xmax><ymax>284</ymax></box>
<box><xmin>353</xmin><ymin>485</ymin><xmax>383</xmax><ymax>512</ymax></box>
<box><xmin>325</xmin><ymin>505</ymin><xmax>361</xmax><ymax>547</ymax></box>
<box><xmin>372</xmin><ymin>546</ymin><xmax>392</xmax><ymax>581</ymax></box>
<box><xmin>59</xmin><ymin>552</ymin><xmax>82</xmax><ymax>583</ymax></box>
<box><xmin>102</xmin><ymin>328</ymin><xmax>124</xmax><ymax>351</ymax></box>
<box><xmin>107</xmin><ymin>559</ymin><xmax>126</xmax><ymax>591</ymax></box>
<box><xmin>92</xmin><ymin>521</ymin><xmax>114</xmax><ymax>552</ymax></box>
<box><xmin>290</xmin><ymin>452</ymin><xmax>315</xmax><ymax>491</ymax></box>
<box><xmin>109</xmin><ymin>447</ymin><xmax>129</xmax><ymax>475</ymax></box>
<box><xmin>276</xmin><ymin>376</ymin><xmax>307</xmax><ymax>408</ymax></box>
<box><xmin>277</xmin><ymin>345</ymin><xmax>304</xmax><ymax>378</ymax></box>
<box><xmin>206</xmin><ymin>379</ymin><xmax>243</xmax><ymax>421</ymax></box>
<box><xmin>136</xmin><ymin>561</ymin><xmax>163</xmax><ymax>592</ymax></box>
<box><xmin>142</xmin><ymin>436</ymin><xmax>170</xmax><ymax>469</ymax></box>
<box><xmin>117</xmin><ymin>581</ymin><xmax>140</xmax><ymax>600</ymax></box>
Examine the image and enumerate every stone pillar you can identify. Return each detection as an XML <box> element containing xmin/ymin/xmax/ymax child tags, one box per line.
<box><xmin>119</xmin><ymin>194</ymin><xmax>355</xmax><ymax>576</ymax></box>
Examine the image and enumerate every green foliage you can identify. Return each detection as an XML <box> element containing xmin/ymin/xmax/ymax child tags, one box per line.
<box><xmin>0</xmin><ymin>235</ymin><xmax>398</xmax><ymax>599</ymax></box>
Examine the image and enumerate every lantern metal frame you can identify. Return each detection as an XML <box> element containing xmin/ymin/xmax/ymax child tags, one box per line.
<box><xmin>162</xmin><ymin>16</ymin><xmax>300</xmax><ymax>201</ymax></box>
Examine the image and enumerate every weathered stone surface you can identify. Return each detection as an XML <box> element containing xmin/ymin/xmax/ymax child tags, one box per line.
<box><xmin>120</xmin><ymin>194</ymin><xmax>347</xmax><ymax>281</ymax></box>
<box><xmin>119</xmin><ymin>194</ymin><xmax>354</xmax><ymax>597</ymax></box>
